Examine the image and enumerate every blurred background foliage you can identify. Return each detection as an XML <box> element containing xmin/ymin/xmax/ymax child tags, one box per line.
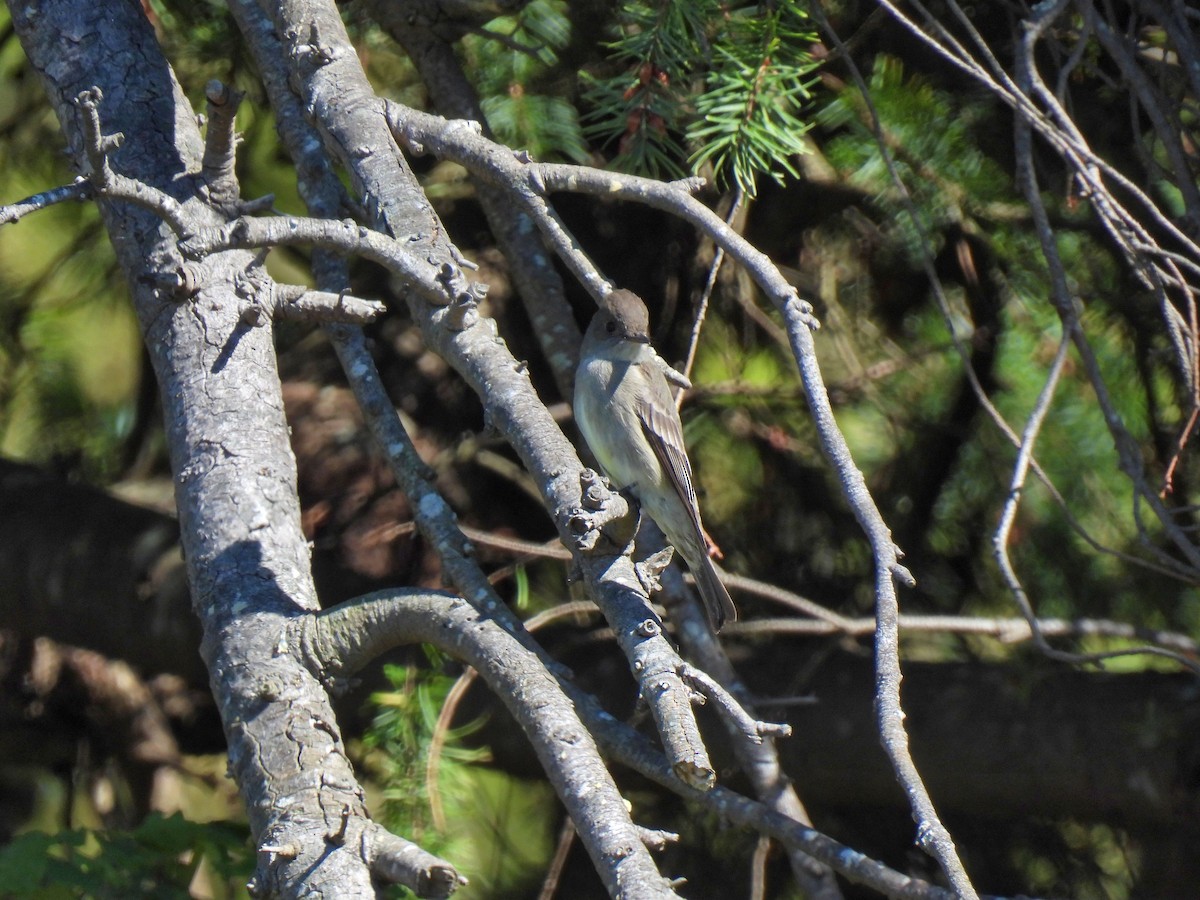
<box><xmin>1</xmin><ymin>0</ymin><xmax>1198</xmax><ymax>897</ymax></box>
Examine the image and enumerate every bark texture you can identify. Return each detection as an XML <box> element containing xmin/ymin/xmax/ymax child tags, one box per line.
<box><xmin>8</xmin><ymin>0</ymin><xmax>385</xmax><ymax>893</ymax></box>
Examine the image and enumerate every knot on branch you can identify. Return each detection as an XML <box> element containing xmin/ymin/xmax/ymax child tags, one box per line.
<box><xmin>445</xmin><ymin>117</ymin><xmax>484</xmax><ymax>137</ymax></box>
<box><xmin>579</xmin><ymin>468</ymin><xmax>610</xmax><ymax>511</ymax></box>
<box><xmin>635</xmin><ymin>546</ymin><xmax>675</xmax><ymax>597</ymax></box>
<box><xmin>635</xmin><ymin>618</ymin><xmax>663</xmax><ymax>638</ymax></box>
<box><xmin>233</xmin><ymin>252</ymin><xmax>272</xmax><ymax>326</ymax></box>
<box><xmin>445</xmin><ymin>293</ymin><xmax>478</xmax><ymax>330</ymax></box>
<box><xmin>144</xmin><ymin>260</ymin><xmax>207</xmax><ymax>298</ymax></box>
<box><xmin>436</xmin><ymin>260</ymin><xmax>468</xmax><ymax>295</ymax></box>
<box><xmin>670</xmin><ymin>175</ymin><xmax>707</xmax><ymax>194</ymax></box>
<box><xmin>291</xmin><ymin>23</ymin><xmax>338</xmax><ymax>68</ymax></box>
<box><xmin>436</xmin><ymin>261</ymin><xmax>485</xmax><ymax>329</ymax></box>
<box><xmin>785</xmin><ymin>291</ymin><xmax>820</xmax><ymax>332</ymax></box>
<box><xmin>672</xmin><ymin>758</ymin><xmax>717</xmax><ymax>792</ymax></box>
<box><xmin>568</xmin><ymin>469</ymin><xmax>637</xmax><ymax>553</ymax></box>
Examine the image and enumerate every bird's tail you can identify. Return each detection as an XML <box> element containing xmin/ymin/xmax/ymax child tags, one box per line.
<box><xmin>692</xmin><ymin>555</ymin><xmax>737</xmax><ymax>632</ymax></box>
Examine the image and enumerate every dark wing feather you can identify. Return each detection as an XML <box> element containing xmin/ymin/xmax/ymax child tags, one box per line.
<box><xmin>635</xmin><ymin>381</ymin><xmax>706</xmax><ymax>541</ymax></box>
<box><xmin>634</xmin><ymin>367</ymin><xmax>737</xmax><ymax>631</ymax></box>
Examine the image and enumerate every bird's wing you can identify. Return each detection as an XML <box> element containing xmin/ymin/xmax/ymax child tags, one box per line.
<box><xmin>634</xmin><ymin>373</ymin><xmax>706</xmax><ymax>540</ymax></box>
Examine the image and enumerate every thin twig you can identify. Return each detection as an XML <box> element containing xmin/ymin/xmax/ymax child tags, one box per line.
<box><xmin>750</xmin><ymin>835</ymin><xmax>771</xmax><ymax>900</ymax></box>
<box><xmin>0</xmin><ymin>179</ymin><xmax>93</xmax><ymax>226</ymax></box>
<box><xmin>537</xmin><ymin>818</ymin><xmax>577</xmax><ymax>900</ymax></box>
<box><xmin>987</xmin><ymin>329</ymin><xmax>1200</xmax><ymax>673</ymax></box>
<box><xmin>805</xmin><ymin>7</ymin><xmax>976</xmax><ymax>895</ymax></box>
<box><xmin>677</xmin><ymin>189</ymin><xmax>745</xmax><ymax>407</ymax></box>
<box><xmin>727</xmin><ymin>614</ymin><xmax>1200</xmax><ymax>656</ymax></box>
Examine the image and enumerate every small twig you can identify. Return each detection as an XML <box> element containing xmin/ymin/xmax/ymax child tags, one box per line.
<box><xmin>0</xmin><ymin>179</ymin><xmax>93</xmax><ymax>226</ymax></box>
<box><xmin>457</xmin><ymin>525</ymin><xmax>571</xmax><ymax>561</ymax></box>
<box><xmin>635</xmin><ymin>826</ymin><xmax>679</xmax><ymax>853</ymax></box>
<box><xmin>679</xmin><ymin>663</ymin><xmax>792</xmax><ymax>745</ymax></box>
<box><xmin>268</xmin><ymin>285</ymin><xmax>386</xmax><ymax>324</ymax></box>
<box><xmin>426</xmin><ymin>663</ymin><xmax>477</xmax><ymax>833</ymax></box>
<box><xmin>750</xmin><ymin>834</ymin><xmax>771</xmax><ymax>900</ymax></box>
<box><xmin>72</xmin><ymin>88</ymin><xmax>192</xmax><ymax>235</ymax></box>
<box><xmin>712</xmin><ymin>571</ymin><xmax>857</xmax><ymax>630</ymax></box>
<box><xmin>202</xmin><ymin>80</ymin><xmax>247</xmax><ymax>215</ymax></box>
<box><xmin>537</xmin><ymin>818</ymin><xmax>577</xmax><ymax>900</ymax></box>
<box><xmin>727</xmin><ymin>614</ymin><xmax>1200</xmax><ymax>657</ymax></box>
<box><xmin>648</xmin><ymin>349</ymin><xmax>693</xmax><ymax>392</ymax></box>
<box><xmin>678</xmin><ymin>189</ymin><xmax>745</xmax><ymax>408</ymax></box>
<box><xmin>361</xmin><ymin>822</ymin><xmax>466</xmax><ymax>898</ymax></box>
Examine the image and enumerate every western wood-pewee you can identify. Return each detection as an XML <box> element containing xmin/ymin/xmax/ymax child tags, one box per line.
<box><xmin>574</xmin><ymin>289</ymin><xmax>738</xmax><ymax>631</ymax></box>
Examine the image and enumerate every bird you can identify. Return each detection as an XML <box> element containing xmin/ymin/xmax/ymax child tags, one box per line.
<box><xmin>573</xmin><ymin>288</ymin><xmax>738</xmax><ymax>631</ymax></box>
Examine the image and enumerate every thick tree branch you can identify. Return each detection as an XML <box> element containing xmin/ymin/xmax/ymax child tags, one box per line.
<box><xmin>225</xmin><ymin>0</ymin><xmax>696</xmax><ymax>892</ymax></box>
<box><xmin>295</xmin><ymin>589</ymin><xmax>677</xmax><ymax>898</ymax></box>
<box><xmin>296</xmin><ymin>589</ymin><xmax>958</xmax><ymax>900</ymax></box>
<box><xmin>368</xmin><ymin>1</ymin><xmax>583</xmax><ymax>398</ymax></box>
<box><xmin>250</xmin><ymin>0</ymin><xmax>730</xmax><ymax>797</ymax></box>
<box><xmin>386</xmin><ymin>80</ymin><xmax>964</xmax><ymax>900</ymax></box>
<box><xmin>5</xmin><ymin>3</ymin><xmax>462</xmax><ymax>895</ymax></box>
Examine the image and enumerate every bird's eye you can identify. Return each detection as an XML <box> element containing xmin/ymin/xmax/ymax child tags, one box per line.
<box><xmin>605</xmin><ymin>320</ymin><xmax>617</xmax><ymax>334</ymax></box>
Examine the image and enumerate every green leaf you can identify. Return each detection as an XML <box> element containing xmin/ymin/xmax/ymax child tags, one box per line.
<box><xmin>0</xmin><ymin>831</ymin><xmax>55</xmax><ymax>893</ymax></box>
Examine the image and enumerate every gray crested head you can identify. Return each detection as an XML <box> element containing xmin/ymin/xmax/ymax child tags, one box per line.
<box><xmin>587</xmin><ymin>288</ymin><xmax>651</xmax><ymax>346</ymax></box>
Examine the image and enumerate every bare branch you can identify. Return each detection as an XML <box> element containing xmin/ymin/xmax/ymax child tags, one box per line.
<box><xmin>361</xmin><ymin>823</ymin><xmax>466</xmax><ymax>898</ymax></box>
<box><xmin>587</xmin><ymin>695</ymin><xmax>959</xmax><ymax>900</ymax></box>
<box><xmin>297</xmin><ymin>589</ymin><xmax>957</xmax><ymax>900</ymax></box>
<box><xmin>201</xmin><ymin>80</ymin><xmax>249</xmax><ymax>216</ymax></box>
<box><xmin>382</xmin><ymin>102</ymin><xmax>821</xmax><ymax>332</ymax></box>
<box><xmin>295</xmin><ymin>590</ymin><xmax>681</xmax><ymax>898</ymax></box>
<box><xmin>677</xmin><ymin>189</ymin><xmax>744</xmax><ymax>407</ymax></box>
<box><xmin>729</xmin><ymin>613</ymin><xmax>1200</xmax><ymax>652</ymax></box>
<box><xmin>268</xmin><ymin>284</ymin><xmax>386</xmax><ymax>325</ymax></box>
<box><xmin>384</xmin><ymin>92</ymin><xmax>973</xmax><ymax>890</ymax></box>
<box><xmin>251</xmin><ymin>0</ymin><xmax>728</xmax><ymax>799</ymax></box>
<box><xmin>678</xmin><ymin>663</ymin><xmax>793</xmax><ymax>745</ymax></box>
<box><xmin>0</xmin><ymin>179</ymin><xmax>93</xmax><ymax>226</ymax></box>
<box><xmin>72</xmin><ymin>87</ymin><xmax>192</xmax><ymax>235</ymax></box>
<box><xmin>366</xmin><ymin>7</ymin><xmax>583</xmax><ymax>398</ymax></box>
